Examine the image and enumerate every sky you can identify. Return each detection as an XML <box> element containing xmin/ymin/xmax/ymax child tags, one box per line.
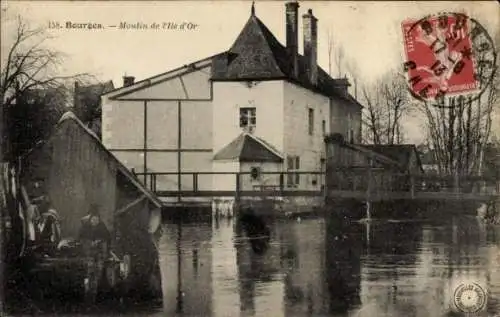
<box><xmin>1</xmin><ymin>0</ymin><xmax>499</xmax><ymax>143</ymax></box>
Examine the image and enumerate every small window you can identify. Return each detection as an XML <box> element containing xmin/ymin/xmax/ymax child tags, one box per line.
<box><xmin>322</xmin><ymin>120</ymin><xmax>326</xmax><ymax>136</ymax></box>
<box><xmin>250</xmin><ymin>166</ymin><xmax>261</xmax><ymax>181</ymax></box>
<box><xmin>287</xmin><ymin>155</ymin><xmax>300</xmax><ymax>187</ymax></box>
<box><xmin>308</xmin><ymin>108</ymin><xmax>314</xmax><ymax>135</ymax></box>
<box><xmin>240</xmin><ymin>107</ymin><xmax>256</xmax><ymax>129</ymax></box>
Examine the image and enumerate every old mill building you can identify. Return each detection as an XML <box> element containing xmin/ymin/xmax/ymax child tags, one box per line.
<box><xmin>101</xmin><ymin>1</ymin><xmax>365</xmax><ymax>206</ymax></box>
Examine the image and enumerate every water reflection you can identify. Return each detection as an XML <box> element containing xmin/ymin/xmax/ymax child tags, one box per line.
<box><xmin>158</xmin><ymin>214</ymin><xmax>499</xmax><ymax>317</ymax></box>
<box><xmin>6</xmin><ymin>213</ymin><xmax>500</xmax><ymax>316</ymax></box>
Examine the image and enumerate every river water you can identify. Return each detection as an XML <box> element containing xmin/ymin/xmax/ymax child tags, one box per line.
<box><xmin>150</xmin><ymin>215</ymin><xmax>500</xmax><ymax>317</ymax></box>
<box><xmin>5</xmin><ymin>214</ymin><xmax>500</xmax><ymax>317</ymax></box>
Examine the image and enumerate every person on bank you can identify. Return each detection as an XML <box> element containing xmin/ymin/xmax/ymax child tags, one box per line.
<box><xmin>38</xmin><ymin>197</ymin><xmax>61</xmax><ymax>256</ymax></box>
<box><xmin>78</xmin><ymin>205</ymin><xmax>111</xmax><ymax>304</ymax></box>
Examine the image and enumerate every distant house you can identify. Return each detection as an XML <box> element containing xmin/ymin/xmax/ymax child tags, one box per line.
<box><xmin>101</xmin><ymin>1</ymin><xmax>363</xmax><ymax>207</ymax></box>
<box><xmin>361</xmin><ymin>144</ymin><xmax>424</xmax><ymax>175</ymax></box>
<box><xmin>482</xmin><ymin>142</ymin><xmax>500</xmax><ymax>178</ymax></box>
<box><xmin>4</xmin><ymin>80</ymin><xmax>114</xmax><ymax>161</ymax></box>
<box><xmin>73</xmin><ymin>80</ymin><xmax>115</xmax><ymax>139</ymax></box>
<box><xmin>325</xmin><ymin>135</ymin><xmax>424</xmax><ymax>191</ymax></box>
<box><xmin>419</xmin><ymin>149</ymin><xmax>439</xmax><ymax>174</ymax></box>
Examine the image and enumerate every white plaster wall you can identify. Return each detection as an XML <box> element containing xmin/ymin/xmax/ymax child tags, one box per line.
<box><xmin>102</xmin><ymin>99</ymin><xmax>144</xmax><ymax>149</ymax></box>
<box><xmin>212</xmin><ymin>160</ymin><xmax>239</xmax><ymax>191</ymax></box>
<box><xmin>283</xmin><ymin>81</ymin><xmax>330</xmax><ymax>190</ymax></box>
<box><xmin>330</xmin><ymin>97</ymin><xmax>362</xmax><ymax>144</ymax></box>
<box><xmin>239</xmin><ymin>162</ymin><xmax>283</xmax><ymax>191</ymax></box>
<box><xmin>212</xmin><ymin>81</ymin><xmax>284</xmax><ymax>155</ymax></box>
<box><xmin>101</xmin><ymin>65</ymin><xmax>214</xmax><ymax>192</ymax></box>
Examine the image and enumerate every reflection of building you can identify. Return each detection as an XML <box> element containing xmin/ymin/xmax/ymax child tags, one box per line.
<box><xmin>235</xmin><ymin>221</ymin><xmax>283</xmax><ymax>316</ymax></box>
<box><xmin>160</xmin><ymin>224</ymin><xmax>213</xmax><ymax>316</ymax></box>
<box><xmin>324</xmin><ymin>215</ymin><xmax>362</xmax><ymax>314</ymax></box>
<box><xmin>101</xmin><ymin>1</ymin><xmax>363</xmax><ymax>208</ymax></box>
<box><xmin>281</xmin><ymin>219</ymin><xmax>328</xmax><ymax>315</ymax></box>
<box><xmin>211</xmin><ymin>220</ymin><xmax>240</xmax><ymax>317</ymax></box>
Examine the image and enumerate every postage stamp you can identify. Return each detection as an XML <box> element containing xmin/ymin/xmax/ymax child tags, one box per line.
<box><xmin>402</xmin><ymin>12</ymin><xmax>497</xmax><ymax>106</ymax></box>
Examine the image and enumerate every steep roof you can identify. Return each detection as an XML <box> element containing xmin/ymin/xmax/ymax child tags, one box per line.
<box><xmin>101</xmin><ymin>8</ymin><xmax>362</xmax><ymax>110</ymax></box>
<box><xmin>211</xmin><ymin>11</ymin><xmax>362</xmax><ymax>108</ymax></box>
<box><xmin>213</xmin><ymin>133</ymin><xmax>283</xmax><ymax>163</ymax></box>
<box><xmin>22</xmin><ymin>111</ymin><xmax>162</xmax><ymax>208</ymax></box>
<box><xmin>361</xmin><ymin>144</ymin><xmax>424</xmax><ymax>172</ymax></box>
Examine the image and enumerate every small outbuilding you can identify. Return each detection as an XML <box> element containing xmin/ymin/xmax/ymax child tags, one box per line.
<box><xmin>20</xmin><ymin>111</ymin><xmax>164</xmax><ymax>302</ymax></box>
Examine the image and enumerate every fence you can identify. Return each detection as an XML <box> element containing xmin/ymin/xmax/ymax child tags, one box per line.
<box><xmin>132</xmin><ymin>168</ymin><xmax>499</xmax><ymax>202</ymax></box>
<box><xmin>133</xmin><ymin>171</ymin><xmax>326</xmax><ymax>198</ymax></box>
<box><xmin>326</xmin><ymin>166</ymin><xmax>500</xmax><ymax>202</ymax></box>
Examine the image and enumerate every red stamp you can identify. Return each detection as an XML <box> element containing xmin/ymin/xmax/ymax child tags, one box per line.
<box><xmin>402</xmin><ymin>13</ymin><xmax>482</xmax><ymax>102</ymax></box>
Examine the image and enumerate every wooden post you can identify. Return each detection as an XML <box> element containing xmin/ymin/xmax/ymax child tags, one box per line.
<box><xmin>279</xmin><ymin>173</ymin><xmax>284</xmax><ymax>196</ymax></box>
<box><xmin>176</xmin><ymin>218</ymin><xmax>183</xmax><ymax>313</ymax></box>
<box><xmin>235</xmin><ymin>173</ymin><xmax>241</xmax><ymax>213</ymax></box>
<box><xmin>410</xmin><ymin>173</ymin><xmax>415</xmax><ymax>199</ymax></box>
<box><xmin>143</xmin><ymin>101</ymin><xmax>148</xmax><ymax>185</ymax></box>
<box><xmin>193</xmin><ymin>173</ymin><xmax>198</xmax><ymax>192</ymax></box>
<box><xmin>366</xmin><ymin>159</ymin><xmax>372</xmax><ymax>220</ymax></box>
<box><xmin>177</xmin><ymin>101</ymin><xmax>182</xmax><ymax>203</ymax></box>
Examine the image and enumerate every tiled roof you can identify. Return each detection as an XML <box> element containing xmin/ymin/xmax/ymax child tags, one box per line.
<box><xmin>211</xmin><ymin>12</ymin><xmax>362</xmax><ymax>108</ymax></box>
<box><xmin>361</xmin><ymin>144</ymin><xmax>423</xmax><ymax>172</ymax></box>
<box><xmin>101</xmin><ymin>9</ymin><xmax>362</xmax><ymax>109</ymax></box>
<box><xmin>213</xmin><ymin>133</ymin><xmax>283</xmax><ymax>163</ymax></box>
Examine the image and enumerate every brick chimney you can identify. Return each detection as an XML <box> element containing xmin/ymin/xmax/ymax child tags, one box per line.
<box><xmin>303</xmin><ymin>9</ymin><xmax>318</xmax><ymax>85</ymax></box>
<box><xmin>285</xmin><ymin>1</ymin><xmax>299</xmax><ymax>79</ymax></box>
<box><xmin>123</xmin><ymin>76</ymin><xmax>135</xmax><ymax>87</ymax></box>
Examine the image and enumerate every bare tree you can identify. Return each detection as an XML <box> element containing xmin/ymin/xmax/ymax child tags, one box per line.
<box><xmin>327</xmin><ymin>28</ymin><xmax>334</xmax><ymax>76</ymax></box>
<box><xmin>1</xmin><ymin>14</ymin><xmax>92</xmax><ymax>160</ymax></box>
<box><xmin>326</xmin><ymin>28</ymin><xmax>345</xmax><ymax>78</ymax></box>
<box><xmin>420</xmin><ymin>32</ymin><xmax>500</xmax><ymax>176</ymax></box>
<box><xmin>361</xmin><ymin>71</ymin><xmax>411</xmax><ymax>145</ymax></box>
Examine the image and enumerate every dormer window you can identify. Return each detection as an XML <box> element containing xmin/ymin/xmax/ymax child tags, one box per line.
<box><xmin>240</xmin><ymin>107</ymin><xmax>256</xmax><ymax>129</ymax></box>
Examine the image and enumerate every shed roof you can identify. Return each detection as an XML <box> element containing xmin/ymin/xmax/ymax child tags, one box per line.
<box><xmin>23</xmin><ymin>111</ymin><xmax>162</xmax><ymax>208</ymax></box>
<box><xmin>213</xmin><ymin>133</ymin><xmax>283</xmax><ymax>163</ymax></box>
<box><xmin>361</xmin><ymin>144</ymin><xmax>424</xmax><ymax>172</ymax></box>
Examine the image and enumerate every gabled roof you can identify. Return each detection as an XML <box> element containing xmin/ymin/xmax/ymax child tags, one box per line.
<box><xmin>361</xmin><ymin>144</ymin><xmax>424</xmax><ymax>172</ymax></box>
<box><xmin>102</xmin><ymin>54</ymin><xmax>219</xmax><ymax>99</ymax></box>
<box><xmin>22</xmin><ymin>111</ymin><xmax>162</xmax><ymax>208</ymax></box>
<box><xmin>211</xmin><ymin>11</ymin><xmax>362</xmax><ymax>109</ymax></box>
<box><xmin>102</xmin><ymin>7</ymin><xmax>362</xmax><ymax>110</ymax></box>
<box><xmin>213</xmin><ymin>132</ymin><xmax>283</xmax><ymax>163</ymax></box>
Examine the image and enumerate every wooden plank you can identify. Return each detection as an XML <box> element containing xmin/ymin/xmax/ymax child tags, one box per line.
<box><xmin>155</xmin><ymin>190</ymin><xmax>324</xmax><ymax>197</ymax></box>
<box><xmin>115</xmin><ymin>195</ymin><xmax>147</xmax><ymax>215</ymax></box>
<box><xmin>327</xmin><ymin>190</ymin><xmax>496</xmax><ymax>201</ymax></box>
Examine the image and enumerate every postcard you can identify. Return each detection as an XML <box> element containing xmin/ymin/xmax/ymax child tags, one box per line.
<box><xmin>1</xmin><ymin>1</ymin><xmax>499</xmax><ymax>316</ymax></box>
